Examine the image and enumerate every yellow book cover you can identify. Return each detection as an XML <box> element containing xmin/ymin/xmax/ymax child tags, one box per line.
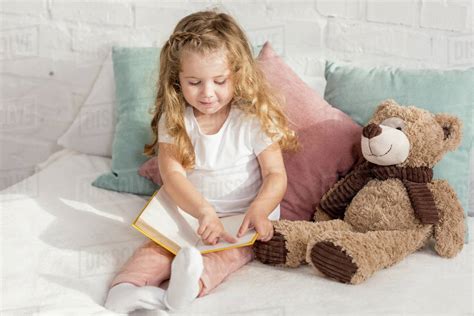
<box><xmin>132</xmin><ymin>188</ymin><xmax>258</xmax><ymax>255</ymax></box>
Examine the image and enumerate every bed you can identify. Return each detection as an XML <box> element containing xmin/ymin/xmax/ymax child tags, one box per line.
<box><xmin>2</xmin><ymin>148</ymin><xmax>472</xmax><ymax>315</ymax></box>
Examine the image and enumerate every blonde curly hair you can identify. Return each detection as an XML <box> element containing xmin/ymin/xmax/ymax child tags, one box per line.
<box><xmin>144</xmin><ymin>9</ymin><xmax>299</xmax><ymax>170</ymax></box>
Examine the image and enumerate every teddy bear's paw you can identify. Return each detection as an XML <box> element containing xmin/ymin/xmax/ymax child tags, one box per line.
<box><xmin>253</xmin><ymin>231</ymin><xmax>288</xmax><ymax>265</ymax></box>
<box><xmin>309</xmin><ymin>241</ymin><xmax>358</xmax><ymax>284</ymax></box>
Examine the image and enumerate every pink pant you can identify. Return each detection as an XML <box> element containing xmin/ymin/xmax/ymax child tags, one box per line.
<box><xmin>109</xmin><ymin>240</ymin><xmax>254</xmax><ymax>297</ymax></box>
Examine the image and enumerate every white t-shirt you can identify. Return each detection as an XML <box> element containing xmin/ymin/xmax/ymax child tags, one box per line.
<box><xmin>158</xmin><ymin>105</ymin><xmax>280</xmax><ymax>220</ymax></box>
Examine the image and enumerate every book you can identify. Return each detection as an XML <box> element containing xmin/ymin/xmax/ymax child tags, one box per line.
<box><xmin>132</xmin><ymin>188</ymin><xmax>258</xmax><ymax>255</ymax></box>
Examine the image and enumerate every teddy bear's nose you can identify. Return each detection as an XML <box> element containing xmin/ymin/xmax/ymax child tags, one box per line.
<box><xmin>362</xmin><ymin>123</ymin><xmax>382</xmax><ymax>139</ymax></box>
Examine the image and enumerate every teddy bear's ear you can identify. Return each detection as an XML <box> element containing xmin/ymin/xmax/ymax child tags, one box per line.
<box><xmin>372</xmin><ymin>99</ymin><xmax>401</xmax><ymax>120</ymax></box>
<box><xmin>376</xmin><ymin>99</ymin><xmax>399</xmax><ymax>112</ymax></box>
<box><xmin>434</xmin><ymin>114</ymin><xmax>463</xmax><ymax>151</ymax></box>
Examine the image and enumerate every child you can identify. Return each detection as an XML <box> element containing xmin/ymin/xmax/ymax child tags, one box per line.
<box><xmin>104</xmin><ymin>9</ymin><xmax>298</xmax><ymax>314</ymax></box>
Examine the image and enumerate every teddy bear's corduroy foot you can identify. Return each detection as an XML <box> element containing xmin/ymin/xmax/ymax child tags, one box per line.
<box><xmin>253</xmin><ymin>231</ymin><xmax>288</xmax><ymax>265</ymax></box>
<box><xmin>309</xmin><ymin>241</ymin><xmax>358</xmax><ymax>284</ymax></box>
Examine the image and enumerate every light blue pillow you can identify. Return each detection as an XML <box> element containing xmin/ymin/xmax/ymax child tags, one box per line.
<box><xmin>92</xmin><ymin>47</ymin><xmax>161</xmax><ymax>195</ymax></box>
<box><xmin>324</xmin><ymin>61</ymin><xmax>473</xmax><ymax>241</ymax></box>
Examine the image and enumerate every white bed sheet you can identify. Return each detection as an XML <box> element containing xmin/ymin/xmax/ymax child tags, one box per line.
<box><xmin>1</xmin><ymin>149</ymin><xmax>473</xmax><ymax>315</ymax></box>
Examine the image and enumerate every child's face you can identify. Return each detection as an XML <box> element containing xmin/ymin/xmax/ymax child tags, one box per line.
<box><xmin>178</xmin><ymin>48</ymin><xmax>234</xmax><ymax>116</ymax></box>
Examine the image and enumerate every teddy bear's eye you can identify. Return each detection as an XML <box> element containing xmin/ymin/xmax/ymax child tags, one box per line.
<box><xmin>381</xmin><ymin>117</ymin><xmax>405</xmax><ymax>131</ymax></box>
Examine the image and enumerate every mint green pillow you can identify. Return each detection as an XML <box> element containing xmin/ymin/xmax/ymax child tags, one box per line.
<box><xmin>92</xmin><ymin>47</ymin><xmax>160</xmax><ymax>195</ymax></box>
<box><xmin>324</xmin><ymin>61</ymin><xmax>472</xmax><ymax>241</ymax></box>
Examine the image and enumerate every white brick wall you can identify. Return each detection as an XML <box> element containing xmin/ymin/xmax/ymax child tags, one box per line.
<box><xmin>50</xmin><ymin>1</ymin><xmax>133</xmax><ymax>27</ymax></box>
<box><xmin>0</xmin><ymin>0</ymin><xmax>473</xmax><ymax>190</ymax></box>
<box><xmin>367</xmin><ymin>0</ymin><xmax>419</xmax><ymax>26</ymax></box>
<box><xmin>420</xmin><ymin>0</ymin><xmax>470</xmax><ymax>32</ymax></box>
<box><xmin>326</xmin><ymin>19</ymin><xmax>434</xmax><ymax>60</ymax></box>
<box><xmin>316</xmin><ymin>0</ymin><xmax>365</xmax><ymax>19</ymax></box>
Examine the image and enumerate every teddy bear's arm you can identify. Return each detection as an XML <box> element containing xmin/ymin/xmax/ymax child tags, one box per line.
<box><xmin>316</xmin><ymin>161</ymin><xmax>372</xmax><ymax>220</ymax></box>
<box><xmin>428</xmin><ymin>180</ymin><xmax>465</xmax><ymax>257</ymax></box>
<box><xmin>313</xmin><ymin>206</ymin><xmax>332</xmax><ymax>221</ymax></box>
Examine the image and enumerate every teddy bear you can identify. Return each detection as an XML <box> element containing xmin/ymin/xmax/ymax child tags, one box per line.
<box><xmin>254</xmin><ymin>99</ymin><xmax>465</xmax><ymax>284</ymax></box>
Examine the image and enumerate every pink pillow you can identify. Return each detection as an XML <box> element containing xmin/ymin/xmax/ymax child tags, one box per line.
<box><xmin>139</xmin><ymin>42</ymin><xmax>362</xmax><ymax>221</ymax></box>
<box><xmin>257</xmin><ymin>42</ymin><xmax>362</xmax><ymax>221</ymax></box>
<box><xmin>138</xmin><ymin>157</ymin><xmax>163</xmax><ymax>186</ymax></box>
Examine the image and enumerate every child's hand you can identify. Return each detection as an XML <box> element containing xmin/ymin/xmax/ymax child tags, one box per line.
<box><xmin>197</xmin><ymin>211</ymin><xmax>238</xmax><ymax>245</ymax></box>
<box><xmin>237</xmin><ymin>208</ymin><xmax>274</xmax><ymax>242</ymax></box>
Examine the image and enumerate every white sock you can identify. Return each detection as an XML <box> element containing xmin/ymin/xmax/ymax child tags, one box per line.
<box><xmin>104</xmin><ymin>282</ymin><xmax>166</xmax><ymax>314</ymax></box>
<box><xmin>164</xmin><ymin>247</ymin><xmax>204</xmax><ymax>311</ymax></box>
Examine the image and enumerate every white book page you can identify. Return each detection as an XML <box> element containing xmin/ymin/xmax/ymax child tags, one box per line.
<box><xmin>140</xmin><ymin>189</ymin><xmax>200</xmax><ymax>247</ymax></box>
